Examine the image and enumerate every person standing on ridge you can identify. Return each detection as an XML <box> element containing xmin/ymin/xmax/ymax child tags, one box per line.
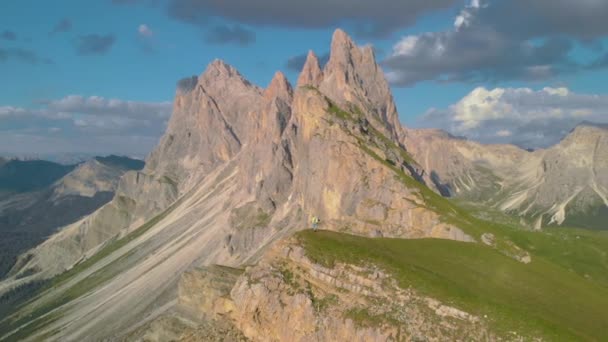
<box><xmin>311</xmin><ymin>215</ymin><xmax>320</xmax><ymax>231</ymax></box>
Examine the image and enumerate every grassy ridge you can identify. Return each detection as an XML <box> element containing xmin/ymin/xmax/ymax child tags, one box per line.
<box><xmin>298</xmin><ymin>230</ymin><xmax>608</xmax><ymax>341</ymax></box>
<box><xmin>457</xmin><ymin>201</ymin><xmax>608</xmax><ymax>287</ymax></box>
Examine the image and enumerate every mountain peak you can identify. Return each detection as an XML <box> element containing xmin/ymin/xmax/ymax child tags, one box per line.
<box><xmin>201</xmin><ymin>59</ymin><xmax>247</xmax><ymax>84</ymax></box>
<box><xmin>326</xmin><ymin>29</ymin><xmax>357</xmax><ymax>72</ymax></box>
<box><xmin>559</xmin><ymin>121</ymin><xmax>608</xmax><ymax>147</ymax></box>
<box><xmin>320</xmin><ymin>28</ymin><xmax>403</xmax><ymax>139</ymax></box>
<box><xmin>265</xmin><ymin>71</ymin><xmax>293</xmax><ymax>100</ymax></box>
<box><xmin>330</xmin><ymin>28</ymin><xmax>355</xmax><ymax>54</ymax></box>
<box><xmin>208</xmin><ymin>58</ymin><xmax>233</xmax><ymax>71</ymax></box>
<box><xmin>297</xmin><ymin>50</ymin><xmax>323</xmax><ymax>87</ymax></box>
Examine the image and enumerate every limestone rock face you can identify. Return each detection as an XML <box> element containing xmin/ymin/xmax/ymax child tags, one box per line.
<box><xmin>178</xmin><ymin>265</ymin><xmax>242</xmax><ymax>321</ymax></box>
<box><xmin>186</xmin><ymin>240</ymin><xmax>493</xmax><ymax>342</ymax></box>
<box><xmin>146</xmin><ymin>60</ymin><xmax>263</xmax><ymax>189</ymax></box>
<box><xmin>296</xmin><ymin>51</ymin><xmax>323</xmax><ymax>88</ymax></box>
<box><xmin>308</xmin><ymin>29</ymin><xmax>404</xmax><ymax>141</ymax></box>
<box><xmin>283</xmin><ymin>87</ymin><xmax>469</xmax><ymax>239</ymax></box>
<box><xmin>402</xmin><ymin>128</ymin><xmax>527</xmax><ymax>197</ymax></box>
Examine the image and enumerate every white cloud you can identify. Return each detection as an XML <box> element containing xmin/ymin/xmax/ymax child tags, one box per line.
<box><xmin>496</xmin><ymin>129</ymin><xmax>512</xmax><ymax>137</ymax></box>
<box><xmin>0</xmin><ymin>106</ymin><xmax>27</xmax><ymax>117</ymax></box>
<box><xmin>417</xmin><ymin>87</ymin><xmax>608</xmax><ymax>148</ymax></box>
<box><xmin>542</xmin><ymin>87</ymin><xmax>569</xmax><ymax>96</ymax></box>
<box><xmin>46</xmin><ymin>95</ymin><xmax>172</xmax><ymax>119</ymax></box>
<box><xmin>0</xmin><ymin>95</ymin><xmax>172</xmax><ymax>156</ymax></box>
<box><xmin>392</xmin><ymin>36</ymin><xmax>419</xmax><ymax>56</ymax></box>
<box><xmin>138</xmin><ymin>24</ymin><xmax>153</xmax><ymax>37</ymax></box>
<box><xmin>454</xmin><ymin>0</ymin><xmax>483</xmax><ymax>29</ymax></box>
<box><xmin>383</xmin><ymin>0</ymin><xmax>608</xmax><ymax>86</ymax></box>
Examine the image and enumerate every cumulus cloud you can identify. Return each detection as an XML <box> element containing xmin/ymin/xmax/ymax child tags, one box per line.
<box><xmin>204</xmin><ymin>24</ymin><xmax>255</xmax><ymax>46</ymax></box>
<box><xmin>0</xmin><ymin>96</ymin><xmax>172</xmax><ymax>156</ymax></box>
<box><xmin>475</xmin><ymin>0</ymin><xmax>608</xmax><ymax>40</ymax></box>
<box><xmin>166</xmin><ymin>0</ymin><xmax>456</xmax><ymax>38</ymax></box>
<box><xmin>384</xmin><ymin>0</ymin><xmax>608</xmax><ymax>86</ymax></box>
<box><xmin>51</xmin><ymin>19</ymin><xmax>72</xmax><ymax>34</ymax></box>
<box><xmin>43</xmin><ymin>95</ymin><xmax>172</xmax><ymax>119</ymax></box>
<box><xmin>0</xmin><ymin>106</ymin><xmax>27</xmax><ymax>118</ymax></box>
<box><xmin>417</xmin><ymin>87</ymin><xmax>608</xmax><ymax>148</ymax></box>
<box><xmin>74</xmin><ymin>34</ymin><xmax>116</xmax><ymax>55</ymax></box>
<box><xmin>385</xmin><ymin>31</ymin><xmax>575</xmax><ymax>85</ymax></box>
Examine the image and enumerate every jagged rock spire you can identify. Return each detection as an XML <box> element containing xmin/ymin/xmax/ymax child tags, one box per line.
<box><xmin>297</xmin><ymin>50</ymin><xmax>323</xmax><ymax>87</ymax></box>
<box><xmin>265</xmin><ymin>71</ymin><xmax>293</xmax><ymax>101</ymax></box>
<box><xmin>319</xmin><ymin>29</ymin><xmax>403</xmax><ymax>140</ymax></box>
<box><xmin>327</xmin><ymin>29</ymin><xmax>356</xmax><ymax>67</ymax></box>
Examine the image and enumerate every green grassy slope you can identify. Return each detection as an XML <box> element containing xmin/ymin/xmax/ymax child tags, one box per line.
<box><xmin>298</xmin><ymin>230</ymin><xmax>608</xmax><ymax>341</ymax></box>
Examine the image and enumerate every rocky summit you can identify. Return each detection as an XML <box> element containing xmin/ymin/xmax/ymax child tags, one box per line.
<box><xmin>1</xmin><ymin>29</ymin><xmax>608</xmax><ymax>342</ymax></box>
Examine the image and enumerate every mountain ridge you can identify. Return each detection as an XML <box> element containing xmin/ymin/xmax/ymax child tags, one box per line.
<box><xmin>403</xmin><ymin>119</ymin><xmax>608</xmax><ymax>229</ymax></box>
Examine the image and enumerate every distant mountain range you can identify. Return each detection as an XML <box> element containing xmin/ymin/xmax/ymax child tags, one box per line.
<box><xmin>0</xmin><ymin>153</ymin><xmax>145</xmax><ymax>166</ymax></box>
<box><xmin>403</xmin><ymin>122</ymin><xmax>608</xmax><ymax>230</ymax></box>
<box><xmin>0</xmin><ymin>156</ymin><xmax>144</xmax><ymax>281</ymax></box>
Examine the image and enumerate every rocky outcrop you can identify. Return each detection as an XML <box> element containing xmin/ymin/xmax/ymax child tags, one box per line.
<box><xmin>297</xmin><ymin>51</ymin><xmax>323</xmax><ymax>88</ymax></box>
<box><xmin>178</xmin><ymin>240</ymin><xmax>492</xmax><ymax>342</ymax></box>
<box><xmin>178</xmin><ymin>265</ymin><xmax>242</xmax><ymax>321</ymax></box>
<box><xmin>317</xmin><ymin>29</ymin><xmax>403</xmax><ymax>141</ymax></box>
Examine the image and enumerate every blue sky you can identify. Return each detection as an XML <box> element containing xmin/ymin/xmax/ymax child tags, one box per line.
<box><xmin>2</xmin><ymin>0</ymin><xmax>608</xmax><ymax>157</ymax></box>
